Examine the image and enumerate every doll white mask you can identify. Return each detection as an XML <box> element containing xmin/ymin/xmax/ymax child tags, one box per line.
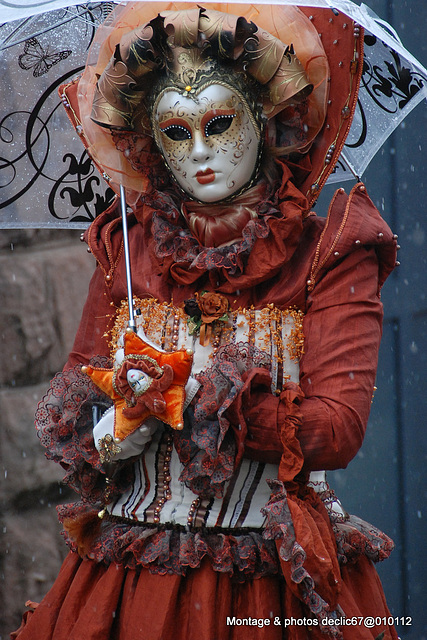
<box><xmin>127</xmin><ymin>369</ymin><xmax>151</xmax><ymax>396</ymax></box>
<box><xmin>153</xmin><ymin>84</ymin><xmax>261</xmax><ymax>203</ymax></box>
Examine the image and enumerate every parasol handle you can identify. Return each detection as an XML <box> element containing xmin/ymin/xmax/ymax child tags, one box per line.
<box><xmin>119</xmin><ymin>184</ymin><xmax>136</xmax><ymax>332</ymax></box>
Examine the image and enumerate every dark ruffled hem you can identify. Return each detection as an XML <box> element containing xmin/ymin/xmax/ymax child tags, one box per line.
<box><xmin>262</xmin><ymin>479</ymin><xmax>345</xmax><ymax>639</ymax></box>
<box><xmin>61</xmin><ymin>514</ymin><xmax>279</xmax><ymax>582</ymax></box>
<box><xmin>331</xmin><ymin>513</ymin><xmax>394</xmax><ymax>565</ymax></box>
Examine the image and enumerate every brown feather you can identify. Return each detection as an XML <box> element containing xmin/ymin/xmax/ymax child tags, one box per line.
<box><xmin>63</xmin><ymin>510</ymin><xmax>102</xmax><ymax>557</ymax></box>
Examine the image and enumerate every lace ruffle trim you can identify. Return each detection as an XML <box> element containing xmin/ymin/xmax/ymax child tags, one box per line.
<box><xmin>263</xmin><ymin>479</ymin><xmax>344</xmax><ymax>638</ymax></box>
<box><xmin>175</xmin><ymin>342</ymin><xmax>271</xmax><ymax>498</ymax></box>
<box><xmin>313</xmin><ymin>486</ymin><xmax>395</xmax><ymax>565</ymax></box>
<box><xmin>331</xmin><ymin>513</ymin><xmax>394</xmax><ymax>565</ymax></box>
<box><xmin>143</xmin><ymin>167</ymin><xmax>309</xmax><ymax>280</ymax></box>
<box><xmin>58</xmin><ymin>503</ymin><xmax>278</xmax><ymax>581</ymax></box>
<box><xmin>150</xmin><ymin>191</ymin><xmax>277</xmax><ymax>276</ymax></box>
<box><xmin>34</xmin><ymin>362</ymin><xmax>128</xmax><ymax>502</ymax></box>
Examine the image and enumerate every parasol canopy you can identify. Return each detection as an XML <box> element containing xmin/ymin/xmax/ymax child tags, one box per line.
<box><xmin>1</xmin><ymin>0</ymin><xmax>426</xmax><ymax>228</ymax></box>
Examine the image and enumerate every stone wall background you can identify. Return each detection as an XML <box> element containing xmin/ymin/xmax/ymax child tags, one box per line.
<box><xmin>0</xmin><ymin>230</ymin><xmax>95</xmax><ymax>637</ymax></box>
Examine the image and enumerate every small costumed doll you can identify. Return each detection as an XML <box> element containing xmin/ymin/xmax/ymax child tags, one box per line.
<box><xmin>13</xmin><ymin>4</ymin><xmax>399</xmax><ymax>640</ymax></box>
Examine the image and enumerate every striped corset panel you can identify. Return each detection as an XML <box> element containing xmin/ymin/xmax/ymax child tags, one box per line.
<box><xmin>109</xmin><ymin>299</ymin><xmax>304</xmax><ymax>529</ymax></box>
<box><xmin>110</xmin><ymin>424</ymin><xmax>278</xmax><ymax>529</ymax></box>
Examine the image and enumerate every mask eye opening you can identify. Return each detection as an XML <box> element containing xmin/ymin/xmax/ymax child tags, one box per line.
<box><xmin>161</xmin><ymin>124</ymin><xmax>192</xmax><ymax>141</ymax></box>
<box><xmin>204</xmin><ymin>114</ymin><xmax>236</xmax><ymax>138</ymax></box>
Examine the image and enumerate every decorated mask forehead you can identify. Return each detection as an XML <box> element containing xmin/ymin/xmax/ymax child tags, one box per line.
<box><xmin>152</xmin><ymin>83</ymin><xmax>261</xmax><ymax>203</ymax></box>
<box><xmin>91</xmin><ymin>7</ymin><xmax>317</xmax><ymax>141</ymax></box>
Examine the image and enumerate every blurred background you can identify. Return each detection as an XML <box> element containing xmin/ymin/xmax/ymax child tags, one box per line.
<box><xmin>0</xmin><ymin>1</ymin><xmax>426</xmax><ymax>637</ymax></box>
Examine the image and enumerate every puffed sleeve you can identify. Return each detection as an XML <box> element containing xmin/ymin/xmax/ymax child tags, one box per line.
<box><xmin>242</xmin><ymin>246</ymin><xmax>383</xmax><ymax>472</ymax></box>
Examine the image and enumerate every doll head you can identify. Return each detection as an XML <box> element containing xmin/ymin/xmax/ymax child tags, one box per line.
<box><xmin>127</xmin><ymin>368</ymin><xmax>152</xmax><ymax>396</ymax></box>
<box><xmin>113</xmin><ymin>355</ymin><xmax>174</xmax><ymax>417</ymax></box>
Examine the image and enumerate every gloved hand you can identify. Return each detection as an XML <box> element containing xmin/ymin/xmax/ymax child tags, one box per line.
<box><xmin>93</xmin><ymin>408</ymin><xmax>160</xmax><ymax>460</ymax></box>
<box><xmin>226</xmin><ymin>368</ymin><xmax>303</xmax><ymax>468</ymax></box>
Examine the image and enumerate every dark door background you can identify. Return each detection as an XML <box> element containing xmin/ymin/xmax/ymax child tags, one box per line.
<box><xmin>317</xmin><ymin>1</ymin><xmax>427</xmax><ymax>637</ymax></box>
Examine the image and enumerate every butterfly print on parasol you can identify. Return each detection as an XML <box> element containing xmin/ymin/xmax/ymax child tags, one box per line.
<box><xmin>18</xmin><ymin>37</ymin><xmax>72</xmax><ymax>78</ymax></box>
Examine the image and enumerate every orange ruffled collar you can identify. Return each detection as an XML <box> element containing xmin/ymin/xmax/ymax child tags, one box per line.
<box><xmin>135</xmin><ymin>161</ymin><xmax>310</xmax><ymax>294</ymax></box>
<box><xmin>181</xmin><ymin>183</ymin><xmax>268</xmax><ymax>249</ymax></box>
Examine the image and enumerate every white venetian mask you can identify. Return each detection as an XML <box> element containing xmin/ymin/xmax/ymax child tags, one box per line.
<box><xmin>153</xmin><ymin>84</ymin><xmax>261</xmax><ymax>203</ymax></box>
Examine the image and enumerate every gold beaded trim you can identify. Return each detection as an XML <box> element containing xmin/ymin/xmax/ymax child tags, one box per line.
<box><xmin>110</xmin><ymin>298</ymin><xmax>188</xmax><ymax>353</ymax></box>
<box><xmin>145</xmin><ymin>432</ymin><xmax>173</xmax><ymax>524</ymax></box>
<box><xmin>110</xmin><ymin>298</ymin><xmax>304</xmax><ymax>367</ymax></box>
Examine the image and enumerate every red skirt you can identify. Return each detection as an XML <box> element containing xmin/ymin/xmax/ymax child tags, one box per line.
<box><xmin>12</xmin><ymin>551</ymin><xmax>397</xmax><ymax>640</ymax></box>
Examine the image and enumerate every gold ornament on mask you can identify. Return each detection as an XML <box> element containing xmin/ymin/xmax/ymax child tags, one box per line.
<box><xmin>91</xmin><ymin>7</ymin><xmax>313</xmax><ymax>146</ymax></box>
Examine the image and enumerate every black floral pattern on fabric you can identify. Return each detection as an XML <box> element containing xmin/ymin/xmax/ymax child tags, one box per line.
<box><xmin>174</xmin><ymin>343</ymin><xmax>271</xmax><ymax>498</ymax></box>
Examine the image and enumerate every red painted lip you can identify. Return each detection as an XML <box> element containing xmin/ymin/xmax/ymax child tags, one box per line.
<box><xmin>196</xmin><ymin>168</ymin><xmax>215</xmax><ymax>184</ymax></box>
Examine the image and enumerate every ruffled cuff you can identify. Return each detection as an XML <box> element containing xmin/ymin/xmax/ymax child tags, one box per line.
<box><xmin>175</xmin><ymin>342</ymin><xmax>271</xmax><ymax>498</ymax></box>
<box><xmin>35</xmin><ymin>360</ymin><xmax>113</xmax><ymax>501</ymax></box>
<box><xmin>276</xmin><ymin>382</ymin><xmax>305</xmax><ymax>482</ymax></box>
